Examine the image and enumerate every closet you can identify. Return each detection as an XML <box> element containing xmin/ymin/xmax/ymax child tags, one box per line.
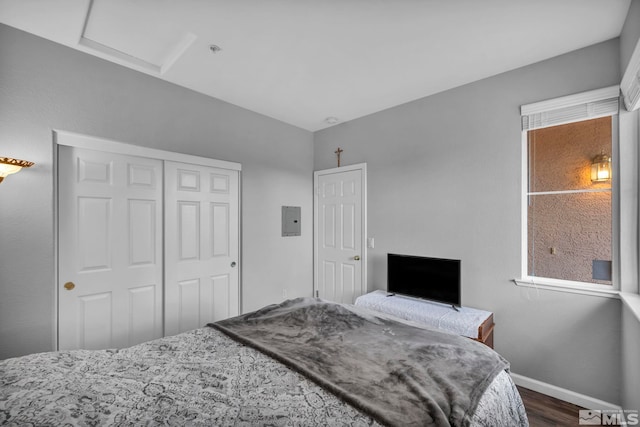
<box><xmin>56</xmin><ymin>132</ymin><xmax>240</xmax><ymax>351</ymax></box>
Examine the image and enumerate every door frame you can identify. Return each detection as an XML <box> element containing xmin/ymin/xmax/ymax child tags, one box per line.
<box><xmin>53</xmin><ymin>129</ymin><xmax>242</xmax><ymax>350</ymax></box>
<box><xmin>313</xmin><ymin>163</ymin><xmax>367</xmax><ymax>300</ymax></box>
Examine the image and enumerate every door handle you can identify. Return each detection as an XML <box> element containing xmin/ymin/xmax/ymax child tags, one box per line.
<box><xmin>64</xmin><ymin>282</ymin><xmax>75</xmax><ymax>291</ymax></box>
<box><xmin>353</xmin><ymin>256</ymin><xmax>361</xmax><ymax>261</ymax></box>
<box><xmin>231</xmin><ymin>261</ymin><xmax>237</xmax><ymax>267</ymax></box>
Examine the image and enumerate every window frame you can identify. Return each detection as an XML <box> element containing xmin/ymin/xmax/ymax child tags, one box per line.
<box><xmin>515</xmin><ymin>86</ymin><xmax>621</xmax><ymax>298</ymax></box>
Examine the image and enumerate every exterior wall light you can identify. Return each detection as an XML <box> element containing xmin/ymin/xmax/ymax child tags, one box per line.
<box><xmin>0</xmin><ymin>157</ymin><xmax>34</xmax><ymax>184</ymax></box>
<box><xmin>590</xmin><ymin>151</ymin><xmax>611</xmax><ymax>182</ymax></box>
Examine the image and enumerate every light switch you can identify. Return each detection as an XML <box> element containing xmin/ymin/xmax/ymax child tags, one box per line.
<box><xmin>367</xmin><ymin>237</ymin><xmax>375</xmax><ymax>249</ymax></box>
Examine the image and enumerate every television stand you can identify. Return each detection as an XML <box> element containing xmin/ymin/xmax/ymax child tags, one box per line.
<box><xmin>355</xmin><ymin>290</ymin><xmax>494</xmax><ymax>348</ymax></box>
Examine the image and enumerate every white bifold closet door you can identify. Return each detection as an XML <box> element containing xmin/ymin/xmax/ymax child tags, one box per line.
<box><xmin>58</xmin><ymin>144</ymin><xmax>240</xmax><ymax>351</ymax></box>
<box><xmin>163</xmin><ymin>161</ymin><xmax>240</xmax><ymax>336</ymax></box>
<box><xmin>58</xmin><ymin>146</ymin><xmax>164</xmax><ymax>350</ymax></box>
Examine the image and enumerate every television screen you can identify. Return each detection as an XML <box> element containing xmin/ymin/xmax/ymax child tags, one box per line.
<box><xmin>387</xmin><ymin>253</ymin><xmax>461</xmax><ymax>306</ymax></box>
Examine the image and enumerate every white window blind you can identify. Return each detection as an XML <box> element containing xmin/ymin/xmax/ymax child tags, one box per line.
<box><xmin>521</xmin><ymin>85</ymin><xmax>619</xmax><ymax>131</ymax></box>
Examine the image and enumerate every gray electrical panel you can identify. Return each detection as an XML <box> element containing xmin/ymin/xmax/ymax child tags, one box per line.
<box><xmin>282</xmin><ymin>206</ymin><xmax>301</xmax><ymax>236</ymax></box>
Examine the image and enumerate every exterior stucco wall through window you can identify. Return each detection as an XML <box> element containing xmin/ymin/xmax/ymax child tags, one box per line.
<box><xmin>527</xmin><ymin>116</ymin><xmax>612</xmax><ymax>284</ymax></box>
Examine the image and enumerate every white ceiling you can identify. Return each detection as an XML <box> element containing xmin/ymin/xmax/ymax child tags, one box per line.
<box><xmin>0</xmin><ymin>0</ymin><xmax>632</xmax><ymax>131</ymax></box>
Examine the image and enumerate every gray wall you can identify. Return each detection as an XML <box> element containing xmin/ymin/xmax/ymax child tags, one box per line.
<box><xmin>0</xmin><ymin>24</ymin><xmax>314</xmax><ymax>360</ymax></box>
<box><xmin>314</xmin><ymin>39</ymin><xmax>623</xmax><ymax>404</ymax></box>
<box><xmin>621</xmin><ymin>0</ymin><xmax>640</xmax><ymax>73</ymax></box>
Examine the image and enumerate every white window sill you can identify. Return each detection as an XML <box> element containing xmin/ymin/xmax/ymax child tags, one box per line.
<box><xmin>620</xmin><ymin>292</ymin><xmax>640</xmax><ymax>322</ymax></box>
<box><xmin>513</xmin><ymin>278</ymin><xmax>620</xmax><ymax>299</ymax></box>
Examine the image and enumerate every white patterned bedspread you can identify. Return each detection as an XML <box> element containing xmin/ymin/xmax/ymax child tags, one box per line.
<box><xmin>0</xmin><ymin>327</ymin><xmax>527</xmax><ymax>426</ymax></box>
<box><xmin>355</xmin><ymin>290</ymin><xmax>492</xmax><ymax>339</ymax></box>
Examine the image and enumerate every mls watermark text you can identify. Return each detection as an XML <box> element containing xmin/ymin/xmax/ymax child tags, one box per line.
<box><xmin>579</xmin><ymin>410</ymin><xmax>639</xmax><ymax>425</ymax></box>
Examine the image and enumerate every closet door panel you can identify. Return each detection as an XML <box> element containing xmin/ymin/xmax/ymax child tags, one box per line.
<box><xmin>129</xmin><ymin>199</ymin><xmax>158</xmax><ymax>266</ymax></box>
<box><xmin>58</xmin><ymin>146</ymin><xmax>163</xmax><ymax>350</ymax></box>
<box><xmin>177</xmin><ymin>278</ymin><xmax>202</xmax><ymax>332</ymax></box>
<box><xmin>128</xmin><ymin>284</ymin><xmax>158</xmax><ymax>344</ymax></box>
<box><xmin>164</xmin><ymin>161</ymin><xmax>240</xmax><ymax>336</ymax></box>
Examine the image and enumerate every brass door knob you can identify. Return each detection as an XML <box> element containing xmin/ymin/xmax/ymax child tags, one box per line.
<box><xmin>354</xmin><ymin>256</ymin><xmax>361</xmax><ymax>261</ymax></box>
<box><xmin>64</xmin><ymin>282</ymin><xmax>75</xmax><ymax>291</ymax></box>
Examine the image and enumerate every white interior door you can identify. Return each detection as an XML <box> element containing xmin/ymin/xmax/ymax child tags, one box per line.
<box><xmin>314</xmin><ymin>164</ymin><xmax>367</xmax><ymax>303</ymax></box>
<box><xmin>164</xmin><ymin>161</ymin><xmax>240</xmax><ymax>336</ymax></box>
<box><xmin>58</xmin><ymin>146</ymin><xmax>163</xmax><ymax>350</ymax></box>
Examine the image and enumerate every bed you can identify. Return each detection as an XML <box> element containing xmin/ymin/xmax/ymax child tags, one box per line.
<box><xmin>0</xmin><ymin>298</ymin><xmax>528</xmax><ymax>426</ymax></box>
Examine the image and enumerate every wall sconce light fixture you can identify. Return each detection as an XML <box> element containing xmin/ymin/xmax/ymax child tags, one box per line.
<box><xmin>0</xmin><ymin>157</ymin><xmax>34</xmax><ymax>184</ymax></box>
<box><xmin>590</xmin><ymin>151</ymin><xmax>611</xmax><ymax>182</ymax></box>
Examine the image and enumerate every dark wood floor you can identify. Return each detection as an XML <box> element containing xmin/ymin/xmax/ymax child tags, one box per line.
<box><xmin>518</xmin><ymin>386</ymin><xmax>586</xmax><ymax>427</ymax></box>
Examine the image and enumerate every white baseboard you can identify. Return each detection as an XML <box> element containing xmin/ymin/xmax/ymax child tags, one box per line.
<box><xmin>510</xmin><ymin>372</ymin><xmax>621</xmax><ymax>410</ymax></box>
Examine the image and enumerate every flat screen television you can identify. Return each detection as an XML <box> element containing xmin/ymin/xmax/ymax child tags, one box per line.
<box><xmin>387</xmin><ymin>253</ymin><xmax>461</xmax><ymax>307</ymax></box>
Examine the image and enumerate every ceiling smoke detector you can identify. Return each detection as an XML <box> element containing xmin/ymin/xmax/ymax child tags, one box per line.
<box><xmin>325</xmin><ymin>117</ymin><xmax>339</xmax><ymax>124</ymax></box>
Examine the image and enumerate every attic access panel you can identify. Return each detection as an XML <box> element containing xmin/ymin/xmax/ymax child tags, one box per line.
<box><xmin>80</xmin><ymin>0</ymin><xmax>196</xmax><ymax>74</ymax></box>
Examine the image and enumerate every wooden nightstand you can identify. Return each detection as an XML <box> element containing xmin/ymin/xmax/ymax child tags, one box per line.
<box><xmin>476</xmin><ymin>313</ymin><xmax>495</xmax><ymax>348</ymax></box>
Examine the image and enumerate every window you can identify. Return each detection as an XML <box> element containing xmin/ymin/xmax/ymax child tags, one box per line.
<box><xmin>518</xmin><ymin>86</ymin><xmax>619</xmax><ymax>294</ymax></box>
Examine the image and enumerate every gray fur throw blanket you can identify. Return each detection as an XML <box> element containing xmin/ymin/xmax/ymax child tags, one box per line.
<box><xmin>210</xmin><ymin>297</ymin><xmax>509</xmax><ymax>427</ymax></box>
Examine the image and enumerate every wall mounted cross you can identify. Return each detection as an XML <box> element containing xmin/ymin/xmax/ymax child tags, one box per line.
<box><xmin>334</xmin><ymin>147</ymin><xmax>344</xmax><ymax>167</ymax></box>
